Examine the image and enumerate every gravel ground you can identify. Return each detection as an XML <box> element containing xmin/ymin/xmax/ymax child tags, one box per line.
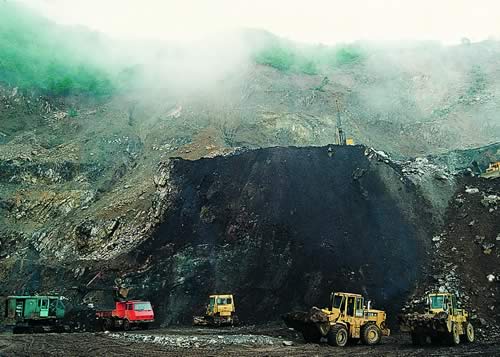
<box><xmin>1</xmin><ymin>327</ymin><xmax>499</xmax><ymax>357</ymax></box>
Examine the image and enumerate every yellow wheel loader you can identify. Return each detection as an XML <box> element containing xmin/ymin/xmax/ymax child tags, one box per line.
<box><xmin>283</xmin><ymin>292</ymin><xmax>390</xmax><ymax>347</ymax></box>
<box><xmin>398</xmin><ymin>292</ymin><xmax>475</xmax><ymax>346</ymax></box>
<box><xmin>193</xmin><ymin>294</ymin><xmax>239</xmax><ymax>326</ymax></box>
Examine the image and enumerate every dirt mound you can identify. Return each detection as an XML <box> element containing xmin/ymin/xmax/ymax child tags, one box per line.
<box><xmin>404</xmin><ymin>175</ymin><xmax>500</xmax><ymax>339</ymax></box>
<box><xmin>125</xmin><ymin>145</ymin><xmax>437</xmax><ymax>325</ymax></box>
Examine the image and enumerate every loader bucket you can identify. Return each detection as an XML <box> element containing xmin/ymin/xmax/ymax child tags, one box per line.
<box><xmin>282</xmin><ymin>307</ymin><xmax>329</xmax><ymax>342</ymax></box>
<box><xmin>398</xmin><ymin>312</ymin><xmax>449</xmax><ymax>333</ymax></box>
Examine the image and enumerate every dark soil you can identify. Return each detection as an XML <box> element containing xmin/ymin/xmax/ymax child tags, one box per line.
<box><xmin>127</xmin><ymin>145</ymin><xmax>434</xmax><ymax>325</ymax></box>
<box><xmin>1</xmin><ymin>328</ymin><xmax>499</xmax><ymax>357</ymax></box>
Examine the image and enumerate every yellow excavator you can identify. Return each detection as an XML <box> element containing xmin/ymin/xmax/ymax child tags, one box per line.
<box><xmin>283</xmin><ymin>292</ymin><xmax>390</xmax><ymax>347</ymax></box>
<box><xmin>480</xmin><ymin>161</ymin><xmax>500</xmax><ymax>179</ymax></box>
<box><xmin>193</xmin><ymin>294</ymin><xmax>239</xmax><ymax>326</ymax></box>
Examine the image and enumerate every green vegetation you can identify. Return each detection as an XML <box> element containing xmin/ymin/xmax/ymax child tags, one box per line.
<box><xmin>0</xmin><ymin>3</ymin><xmax>366</xmax><ymax>96</ymax></box>
<box><xmin>68</xmin><ymin>108</ymin><xmax>78</xmax><ymax>118</ymax></box>
<box><xmin>0</xmin><ymin>2</ymin><xmax>115</xmax><ymax>96</ymax></box>
<box><xmin>253</xmin><ymin>36</ymin><xmax>365</xmax><ymax>74</ymax></box>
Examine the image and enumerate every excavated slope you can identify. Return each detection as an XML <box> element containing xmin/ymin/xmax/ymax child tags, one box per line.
<box><xmin>124</xmin><ymin>145</ymin><xmax>437</xmax><ymax>324</ymax></box>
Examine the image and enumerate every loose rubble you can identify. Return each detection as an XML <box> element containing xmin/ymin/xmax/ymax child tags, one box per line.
<box><xmin>108</xmin><ymin>332</ymin><xmax>282</xmax><ymax>348</ymax></box>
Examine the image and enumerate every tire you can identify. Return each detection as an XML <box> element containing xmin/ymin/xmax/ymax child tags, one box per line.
<box><xmin>461</xmin><ymin>322</ymin><xmax>474</xmax><ymax>343</ymax></box>
<box><xmin>302</xmin><ymin>328</ymin><xmax>322</xmax><ymax>343</ymax></box>
<box><xmin>411</xmin><ymin>332</ymin><xmax>425</xmax><ymax>346</ymax></box>
<box><xmin>327</xmin><ymin>324</ymin><xmax>348</xmax><ymax>347</ymax></box>
<box><xmin>123</xmin><ymin>319</ymin><xmax>130</xmax><ymax>331</ymax></box>
<box><xmin>103</xmin><ymin>319</ymin><xmax>113</xmax><ymax>331</ymax></box>
<box><xmin>361</xmin><ymin>324</ymin><xmax>381</xmax><ymax>345</ymax></box>
<box><xmin>448</xmin><ymin>322</ymin><xmax>460</xmax><ymax>346</ymax></box>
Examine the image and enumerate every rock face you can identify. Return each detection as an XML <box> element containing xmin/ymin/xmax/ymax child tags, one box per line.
<box><xmin>126</xmin><ymin>145</ymin><xmax>436</xmax><ymax>324</ymax></box>
<box><xmin>1</xmin><ymin>144</ymin><xmax>497</xmax><ymax>330</ymax></box>
<box><xmin>404</xmin><ymin>175</ymin><xmax>500</xmax><ymax>338</ymax></box>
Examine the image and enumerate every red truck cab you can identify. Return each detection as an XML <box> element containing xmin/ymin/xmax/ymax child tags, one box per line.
<box><xmin>113</xmin><ymin>300</ymin><xmax>154</xmax><ymax>322</ymax></box>
<box><xmin>96</xmin><ymin>300</ymin><xmax>154</xmax><ymax>330</ymax></box>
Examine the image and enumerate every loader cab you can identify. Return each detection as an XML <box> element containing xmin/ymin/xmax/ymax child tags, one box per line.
<box><xmin>428</xmin><ymin>293</ymin><xmax>457</xmax><ymax>314</ymax></box>
<box><xmin>330</xmin><ymin>292</ymin><xmax>365</xmax><ymax>317</ymax></box>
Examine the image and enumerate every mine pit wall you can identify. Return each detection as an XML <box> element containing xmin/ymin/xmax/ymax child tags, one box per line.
<box><xmin>130</xmin><ymin>145</ymin><xmax>439</xmax><ymax>326</ymax></box>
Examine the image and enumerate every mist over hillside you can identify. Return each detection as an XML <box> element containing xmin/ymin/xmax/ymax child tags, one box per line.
<box><xmin>0</xmin><ymin>3</ymin><xmax>499</xmax><ymax>353</ymax></box>
<box><xmin>1</xmin><ymin>2</ymin><xmax>499</xmax><ymax>158</ymax></box>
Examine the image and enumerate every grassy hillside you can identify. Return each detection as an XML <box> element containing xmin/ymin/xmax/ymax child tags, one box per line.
<box><xmin>0</xmin><ymin>2</ymin><xmax>116</xmax><ymax>96</ymax></box>
<box><xmin>252</xmin><ymin>33</ymin><xmax>365</xmax><ymax>74</ymax></box>
<box><xmin>0</xmin><ymin>2</ymin><xmax>367</xmax><ymax>97</ymax></box>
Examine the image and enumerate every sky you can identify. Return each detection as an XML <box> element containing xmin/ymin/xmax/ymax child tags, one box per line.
<box><xmin>19</xmin><ymin>0</ymin><xmax>500</xmax><ymax>45</ymax></box>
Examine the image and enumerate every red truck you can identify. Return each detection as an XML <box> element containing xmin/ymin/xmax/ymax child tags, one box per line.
<box><xmin>96</xmin><ymin>300</ymin><xmax>154</xmax><ymax>330</ymax></box>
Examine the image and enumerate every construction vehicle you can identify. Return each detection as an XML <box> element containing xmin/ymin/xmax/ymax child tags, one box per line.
<box><xmin>96</xmin><ymin>300</ymin><xmax>154</xmax><ymax>331</ymax></box>
<box><xmin>5</xmin><ymin>295</ymin><xmax>68</xmax><ymax>333</ymax></box>
<box><xmin>335</xmin><ymin>99</ymin><xmax>354</xmax><ymax>146</ymax></box>
<box><xmin>84</xmin><ymin>274</ymin><xmax>155</xmax><ymax>330</ymax></box>
<box><xmin>398</xmin><ymin>292</ymin><xmax>474</xmax><ymax>346</ymax></box>
<box><xmin>193</xmin><ymin>294</ymin><xmax>239</xmax><ymax>326</ymax></box>
<box><xmin>480</xmin><ymin>161</ymin><xmax>500</xmax><ymax>179</ymax></box>
<box><xmin>283</xmin><ymin>292</ymin><xmax>390</xmax><ymax>347</ymax></box>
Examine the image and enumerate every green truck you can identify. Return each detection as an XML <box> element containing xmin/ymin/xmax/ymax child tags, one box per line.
<box><xmin>4</xmin><ymin>295</ymin><xmax>67</xmax><ymax>333</ymax></box>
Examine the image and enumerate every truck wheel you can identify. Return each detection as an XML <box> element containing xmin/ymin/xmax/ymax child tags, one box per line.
<box><xmin>123</xmin><ymin>320</ymin><xmax>130</xmax><ymax>331</ymax></box>
<box><xmin>461</xmin><ymin>322</ymin><xmax>474</xmax><ymax>343</ymax></box>
<box><xmin>302</xmin><ymin>328</ymin><xmax>321</xmax><ymax>343</ymax></box>
<box><xmin>411</xmin><ymin>332</ymin><xmax>425</xmax><ymax>346</ymax></box>
<box><xmin>103</xmin><ymin>319</ymin><xmax>112</xmax><ymax>331</ymax></box>
<box><xmin>361</xmin><ymin>324</ymin><xmax>381</xmax><ymax>345</ymax></box>
<box><xmin>327</xmin><ymin>325</ymin><xmax>348</xmax><ymax>347</ymax></box>
<box><xmin>448</xmin><ymin>323</ymin><xmax>460</xmax><ymax>346</ymax></box>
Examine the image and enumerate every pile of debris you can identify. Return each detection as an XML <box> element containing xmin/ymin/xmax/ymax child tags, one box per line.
<box><xmin>403</xmin><ymin>175</ymin><xmax>500</xmax><ymax>341</ymax></box>
<box><xmin>108</xmin><ymin>332</ymin><xmax>283</xmax><ymax>348</ymax></box>
<box><xmin>400</xmin><ymin>157</ymin><xmax>452</xmax><ymax>182</ymax></box>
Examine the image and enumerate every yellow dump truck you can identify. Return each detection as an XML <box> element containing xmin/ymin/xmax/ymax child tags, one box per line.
<box><xmin>398</xmin><ymin>292</ymin><xmax>474</xmax><ymax>346</ymax></box>
<box><xmin>193</xmin><ymin>294</ymin><xmax>239</xmax><ymax>326</ymax></box>
<box><xmin>283</xmin><ymin>292</ymin><xmax>390</xmax><ymax>347</ymax></box>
